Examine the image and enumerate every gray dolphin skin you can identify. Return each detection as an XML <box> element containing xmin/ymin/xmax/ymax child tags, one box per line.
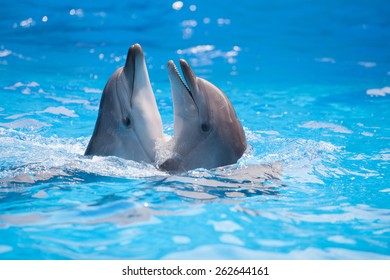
<box><xmin>85</xmin><ymin>44</ymin><xmax>163</xmax><ymax>163</ymax></box>
<box><xmin>159</xmin><ymin>59</ymin><xmax>247</xmax><ymax>172</ymax></box>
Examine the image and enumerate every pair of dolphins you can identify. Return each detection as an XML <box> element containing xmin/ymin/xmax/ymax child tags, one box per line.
<box><xmin>85</xmin><ymin>44</ymin><xmax>247</xmax><ymax>173</ymax></box>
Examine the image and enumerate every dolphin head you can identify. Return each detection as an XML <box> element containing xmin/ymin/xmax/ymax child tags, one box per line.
<box><xmin>85</xmin><ymin>44</ymin><xmax>163</xmax><ymax>163</ymax></box>
<box><xmin>160</xmin><ymin>59</ymin><xmax>247</xmax><ymax>171</ymax></box>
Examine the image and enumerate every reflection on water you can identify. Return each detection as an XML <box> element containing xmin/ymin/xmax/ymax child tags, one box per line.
<box><xmin>158</xmin><ymin>162</ymin><xmax>283</xmax><ymax>199</ymax></box>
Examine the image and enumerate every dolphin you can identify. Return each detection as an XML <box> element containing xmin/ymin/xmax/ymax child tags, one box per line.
<box><xmin>159</xmin><ymin>59</ymin><xmax>247</xmax><ymax>172</ymax></box>
<box><xmin>85</xmin><ymin>44</ymin><xmax>163</xmax><ymax>164</ymax></box>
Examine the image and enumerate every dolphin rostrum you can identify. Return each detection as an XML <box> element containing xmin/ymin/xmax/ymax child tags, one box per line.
<box><xmin>159</xmin><ymin>59</ymin><xmax>247</xmax><ymax>172</ymax></box>
<box><xmin>85</xmin><ymin>44</ymin><xmax>163</xmax><ymax>164</ymax></box>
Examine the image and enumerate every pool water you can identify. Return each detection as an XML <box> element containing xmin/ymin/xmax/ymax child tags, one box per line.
<box><xmin>0</xmin><ymin>0</ymin><xmax>389</xmax><ymax>259</ymax></box>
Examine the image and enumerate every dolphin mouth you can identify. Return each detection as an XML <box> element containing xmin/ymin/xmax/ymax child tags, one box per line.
<box><xmin>167</xmin><ymin>60</ymin><xmax>196</xmax><ymax>104</ymax></box>
<box><xmin>123</xmin><ymin>43</ymin><xmax>143</xmax><ymax>107</ymax></box>
<box><xmin>121</xmin><ymin>44</ymin><xmax>158</xmax><ymax>163</ymax></box>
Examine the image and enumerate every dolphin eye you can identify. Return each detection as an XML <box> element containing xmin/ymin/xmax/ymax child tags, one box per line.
<box><xmin>201</xmin><ymin>123</ymin><xmax>210</xmax><ymax>132</ymax></box>
<box><xmin>123</xmin><ymin>117</ymin><xmax>131</xmax><ymax>128</ymax></box>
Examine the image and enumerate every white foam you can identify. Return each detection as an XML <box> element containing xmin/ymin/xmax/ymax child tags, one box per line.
<box><xmin>290</xmin><ymin>204</ymin><xmax>390</xmax><ymax>224</ymax></box>
<box><xmin>45</xmin><ymin>96</ymin><xmax>91</xmax><ymax>106</ymax></box>
<box><xmin>83</xmin><ymin>87</ymin><xmax>101</xmax><ymax>94</ymax></box>
<box><xmin>300</xmin><ymin>121</ymin><xmax>353</xmax><ymax>134</ymax></box>
<box><xmin>154</xmin><ymin>134</ymin><xmax>173</xmax><ymax>166</ymax></box>
<box><xmin>5</xmin><ymin>113</ymin><xmax>34</xmax><ymax>120</ymax></box>
<box><xmin>41</xmin><ymin>106</ymin><xmax>78</xmax><ymax>118</ymax></box>
<box><xmin>20</xmin><ymin>17</ymin><xmax>35</xmax><ymax>28</ymax></box>
<box><xmin>0</xmin><ymin>50</ymin><xmax>12</xmax><ymax>57</ymax></box>
<box><xmin>220</xmin><ymin>234</ymin><xmax>244</xmax><ymax>246</ymax></box>
<box><xmin>177</xmin><ymin>45</ymin><xmax>215</xmax><ymax>55</ymax></box>
<box><xmin>208</xmin><ymin>220</ymin><xmax>243</xmax><ymax>233</ymax></box>
<box><xmin>176</xmin><ymin>190</ymin><xmax>217</xmax><ymax>200</ymax></box>
<box><xmin>257</xmin><ymin>130</ymin><xmax>280</xmax><ymax>136</ymax></box>
<box><xmin>31</xmin><ymin>190</ymin><xmax>49</xmax><ymax>199</ymax></box>
<box><xmin>75</xmin><ymin>156</ymin><xmax>165</xmax><ymax>178</ymax></box>
<box><xmin>358</xmin><ymin>61</ymin><xmax>376</xmax><ymax>68</ymax></box>
<box><xmin>0</xmin><ymin>245</ymin><xmax>12</xmax><ymax>254</ymax></box>
<box><xmin>328</xmin><ymin>235</ymin><xmax>356</xmax><ymax>245</ymax></box>
<box><xmin>372</xmin><ymin>153</ymin><xmax>390</xmax><ymax>161</ymax></box>
<box><xmin>21</xmin><ymin>88</ymin><xmax>31</xmax><ymax>94</ymax></box>
<box><xmin>69</xmin><ymin>9</ymin><xmax>84</xmax><ymax>17</ymax></box>
<box><xmin>3</xmin><ymin>81</ymin><xmax>40</xmax><ymax>90</ymax></box>
<box><xmin>172</xmin><ymin>1</ymin><xmax>183</xmax><ymax>10</ymax></box>
<box><xmin>366</xmin><ymin>87</ymin><xmax>390</xmax><ymax>97</ymax></box>
<box><xmin>181</xmin><ymin>20</ymin><xmax>197</xmax><ymax>27</ymax></box>
<box><xmin>176</xmin><ymin>45</ymin><xmax>240</xmax><ymax>66</ymax></box>
<box><xmin>163</xmin><ymin>244</ymin><xmax>390</xmax><ymax>260</ymax></box>
<box><xmin>315</xmin><ymin>57</ymin><xmax>336</xmax><ymax>63</ymax></box>
<box><xmin>0</xmin><ymin>129</ymin><xmax>165</xmax><ymax>182</ymax></box>
<box><xmin>361</xmin><ymin>132</ymin><xmax>374</xmax><ymax>137</ymax></box>
<box><xmin>0</xmin><ymin>118</ymin><xmax>50</xmax><ymax>129</ymax></box>
<box><xmin>256</xmin><ymin>239</ymin><xmax>295</xmax><ymax>247</ymax></box>
<box><xmin>172</xmin><ymin>236</ymin><xmax>191</xmax><ymax>244</ymax></box>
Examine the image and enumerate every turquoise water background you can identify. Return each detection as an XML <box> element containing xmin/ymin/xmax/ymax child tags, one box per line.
<box><xmin>0</xmin><ymin>0</ymin><xmax>389</xmax><ymax>259</ymax></box>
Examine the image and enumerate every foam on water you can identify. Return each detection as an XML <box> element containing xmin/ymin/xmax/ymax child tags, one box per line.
<box><xmin>0</xmin><ymin>128</ymin><xmax>166</xmax><ymax>182</ymax></box>
<box><xmin>163</xmin><ymin>245</ymin><xmax>390</xmax><ymax>260</ymax></box>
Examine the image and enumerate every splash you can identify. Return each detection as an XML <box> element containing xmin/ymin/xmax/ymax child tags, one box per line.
<box><xmin>0</xmin><ymin>128</ymin><xmax>165</xmax><ymax>185</ymax></box>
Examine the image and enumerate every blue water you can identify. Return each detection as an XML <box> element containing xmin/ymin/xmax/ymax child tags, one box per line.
<box><xmin>1</xmin><ymin>0</ymin><xmax>389</xmax><ymax>259</ymax></box>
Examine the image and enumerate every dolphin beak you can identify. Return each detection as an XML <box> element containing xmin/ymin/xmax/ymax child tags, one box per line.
<box><xmin>123</xmin><ymin>44</ymin><xmax>137</xmax><ymax>89</ymax></box>
<box><xmin>123</xmin><ymin>43</ymin><xmax>146</xmax><ymax>92</ymax></box>
<box><xmin>123</xmin><ymin>43</ymin><xmax>154</xmax><ymax>109</ymax></box>
<box><xmin>179</xmin><ymin>59</ymin><xmax>197</xmax><ymax>94</ymax></box>
<box><xmin>174</xmin><ymin>59</ymin><xmax>210</xmax><ymax>128</ymax></box>
<box><xmin>132</xmin><ymin>43</ymin><xmax>143</xmax><ymax>55</ymax></box>
<box><xmin>167</xmin><ymin>60</ymin><xmax>197</xmax><ymax>104</ymax></box>
<box><xmin>132</xmin><ymin>43</ymin><xmax>146</xmax><ymax>72</ymax></box>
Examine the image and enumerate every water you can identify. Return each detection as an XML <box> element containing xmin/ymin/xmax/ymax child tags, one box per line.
<box><xmin>0</xmin><ymin>0</ymin><xmax>389</xmax><ymax>259</ymax></box>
